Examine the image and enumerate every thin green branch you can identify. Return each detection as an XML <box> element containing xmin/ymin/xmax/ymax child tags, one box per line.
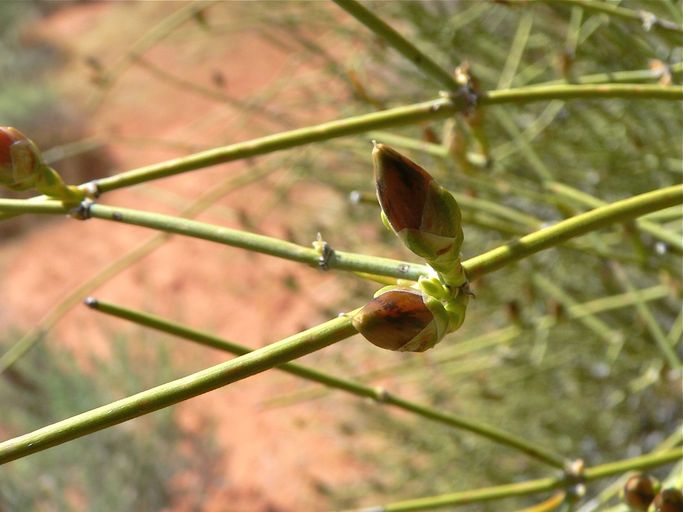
<box><xmin>540</xmin><ymin>0</ymin><xmax>683</xmax><ymax>42</ymax></box>
<box><xmin>0</xmin><ymin>199</ymin><xmax>430</xmax><ymax>280</ymax></box>
<box><xmin>0</xmin><ymin>166</ymin><xmax>276</xmax><ymax>376</ymax></box>
<box><xmin>265</xmin><ymin>285</ymin><xmax>669</xmax><ymax>408</ymax></box>
<box><xmin>0</xmin><ymin>308</ymin><xmax>359</xmax><ymax>465</ymax></box>
<box><xmin>83</xmin><ymin>298</ymin><xmax>567</xmax><ymax>469</ymax></box>
<box><xmin>0</xmin><ymin>185</ymin><xmax>680</xmax><ymax>282</ymax></box>
<box><xmin>332</xmin><ymin>0</ymin><xmax>459</xmax><ymax>91</ymax></box>
<box><xmin>540</xmin><ymin>62</ymin><xmax>683</xmax><ymax>86</ymax></box>
<box><xmin>548</xmin><ymin>182</ymin><xmax>683</xmax><ymax>255</ymax></box>
<box><xmin>361</xmin><ymin>448</ymin><xmax>683</xmax><ymax>512</ymax></box>
<box><xmin>463</xmin><ymin>185</ymin><xmax>683</xmax><ymax>279</ymax></box>
<box><xmin>481</xmin><ymin>83</ymin><xmax>683</xmax><ymax>105</ymax></box>
<box><xmin>0</xmin><ymin>83</ymin><xmax>678</xmax><ymax>217</ymax></box>
<box><xmin>91</xmin><ymin>96</ymin><xmax>467</xmax><ymax>194</ymax></box>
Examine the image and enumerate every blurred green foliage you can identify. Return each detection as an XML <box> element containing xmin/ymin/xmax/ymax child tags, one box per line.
<box><xmin>0</xmin><ymin>334</ymin><xmax>223</xmax><ymax>511</ymax></box>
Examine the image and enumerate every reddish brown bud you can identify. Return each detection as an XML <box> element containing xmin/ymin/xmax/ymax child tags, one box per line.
<box><xmin>374</xmin><ymin>143</ymin><xmax>434</xmax><ymax>233</ymax></box>
<box><xmin>0</xmin><ymin>126</ymin><xmax>43</xmax><ymax>191</ymax></box>
<box><xmin>622</xmin><ymin>474</ymin><xmax>658</xmax><ymax>511</ymax></box>
<box><xmin>373</xmin><ymin>143</ymin><xmax>463</xmax><ymax>275</ymax></box>
<box><xmin>352</xmin><ymin>288</ymin><xmax>440</xmax><ymax>352</ymax></box>
<box><xmin>653</xmin><ymin>488</ymin><xmax>683</xmax><ymax>512</ymax></box>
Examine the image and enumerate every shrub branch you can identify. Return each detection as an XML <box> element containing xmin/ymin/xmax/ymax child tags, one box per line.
<box><xmin>85</xmin><ymin>298</ymin><xmax>567</xmax><ymax>468</ymax></box>
<box><xmin>365</xmin><ymin>448</ymin><xmax>683</xmax><ymax>512</ymax></box>
<box><xmin>0</xmin><ymin>309</ymin><xmax>358</xmax><ymax>465</ymax></box>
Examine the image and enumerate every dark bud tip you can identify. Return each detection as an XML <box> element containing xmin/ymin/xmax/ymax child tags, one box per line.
<box><xmin>623</xmin><ymin>474</ymin><xmax>657</xmax><ymax>511</ymax></box>
<box><xmin>373</xmin><ymin>143</ymin><xmax>433</xmax><ymax>232</ymax></box>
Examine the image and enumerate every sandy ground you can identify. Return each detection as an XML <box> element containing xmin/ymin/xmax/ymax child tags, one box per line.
<box><xmin>1</xmin><ymin>3</ymin><xmax>375</xmax><ymax>510</ymax></box>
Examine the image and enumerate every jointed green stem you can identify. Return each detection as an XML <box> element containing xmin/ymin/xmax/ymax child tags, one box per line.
<box><xmin>481</xmin><ymin>83</ymin><xmax>683</xmax><ymax>105</ymax></box>
<box><xmin>539</xmin><ymin>61</ymin><xmax>683</xmax><ymax>86</ymax></box>
<box><xmin>0</xmin><ymin>308</ymin><xmax>358</xmax><ymax>465</ymax></box>
<box><xmin>547</xmin><ymin>181</ymin><xmax>683</xmax><ymax>255</ymax></box>
<box><xmin>463</xmin><ymin>185</ymin><xmax>683</xmax><ymax>279</ymax></box>
<box><xmin>84</xmin><ymin>299</ymin><xmax>566</xmax><ymax>469</ymax></box>
<box><xmin>0</xmin><ymin>185</ymin><xmax>679</xmax><ymax>465</ymax></box>
<box><xmin>90</xmin><ymin>84</ymin><xmax>681</xmax><ymax>194</ymax></box>
<box><xmin>368</xmin><ymin>448</ymin><xmax>683</xmax><ymax>512</ymax></box>
<box><xmin>537</xmin><ymin>0</ymin><xmax>683</xmax><ymax>42</ymax></box>
<box><xmin>0</xmin><ymin>184</ymin><xmax>680</xmax><ymax>282</ymax></box>
<box><xmin>265</xmin><ymin>285</ymin><xmax>670</xmax><ymax>408</ymax></box>
<box><xmin>0</xmin><ymin>167</ymin><xmax>276</xmax><ymax>376</ymax></box>
<box><xmin>91</xmin><ymin>96</ymin><xmax>468</xmax><ymax>194</ymax></box>
<box><xmin>0</xmin><ymin>84</ymin><xmax>678</xmax><ymax>221</ymax></box>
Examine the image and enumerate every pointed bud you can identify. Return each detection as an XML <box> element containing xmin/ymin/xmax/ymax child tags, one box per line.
<box><xmin>622</xmin><ymin>474</ymin><xmax>659</xmax><ymax>511</ymax></box>
<box><xmin>653</xmin><ymin>488</ymin><xmax>683</xmax><ymax>512</ymax></box>
<box><xmin>0</xmin><ymin>127</ymin><xmax>44</xmax><ymax>191</ymax></box>
<box><xmin>0</xmin><ymin>126</ymin><xmax>84</xmax><ymax>202</ymax></box>
<box><xmin>373</xmin><ymin>143</ymin><xmax>464</xmax><ymax>281</ymax></box>
<box><xmin>352</xmin><ymin>287</ymin><xmax>447</xmax><ymax>352</ymax></box>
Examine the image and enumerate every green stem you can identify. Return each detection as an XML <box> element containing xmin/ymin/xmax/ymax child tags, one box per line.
<box><xmin>0</xmin><ymin>308</ymin><xmax>358</xmax><ymax>465</ymax></box>
<box><xmin>368</xmin><ymin>448</ymin><xmax>683</xmax><ymax>512</ymax></box>
<box><xmin>463</xmin><ymin>185</ymin><xmax>683</xmax><ymax>279</ymax></box>
<box><xmin>85</xmin><ymin>204</ymin><xmax>429</xmax><ymax>279</ymax></box>
<box><xmin>0</xmin><ymin>84</ymin><xmax>678</xmax><ymax>216</ymax></box>
<box><xmin>332</xmin><ymin>0</ymin><xmax>459</xmax><ymax>91</ymax></box>
<box><xmin>0</xmin><ymin>167</ymin><xmax>276</xmax><ymax>376</ymax></box>
<box><xmin>265</xmin><ymin>285</ymin><xmax>669</xmax><ymax>407</ymax></box>
<box><xmin>91</xmin><ymin>96</ymin><xmax>468</xmax><ymax>194</ymax></box>
<box><xmin>538</xmin><ymin>0</ymin><xmax>683</xmax><ymax>41</ymax></box>
<box><xmin>0</xmin><ymin>185</ymin><xmax>680</xmax><ymax>282</ymax></box>
<box><xmin>84</xmin><ymin>298</ymin><xmax>566</xmax><ymax>469</ymax></box>
<box><xmin>481</xmin><ymin>83</ymin><xmax>683</xmax><ymax>105</ymax></box>
<box><xmin>0</xmin><ymin>199</ymin><xmax>430</xmax><ymax>280</ymax></box>
<box><xmin>539</xmin><ymin>62</ymin><xmax>683</xmax><ymax>86</ymax></box>
<box><xmin>547</xmin><ymin>182</ymin><xmax>683</xmax><ymax>255</ymax></box>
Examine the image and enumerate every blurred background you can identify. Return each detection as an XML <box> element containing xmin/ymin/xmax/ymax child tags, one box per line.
<box><xmin>0</xmin><ymin>1</ymin><xmax>681</xmax><ymax>511</ymax></box>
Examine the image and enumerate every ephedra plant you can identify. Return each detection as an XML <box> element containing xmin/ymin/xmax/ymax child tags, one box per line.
<box><xmin>1</xmin><ymin>1</ymin><xmax>682</xmax><ymax>510</ymax></box>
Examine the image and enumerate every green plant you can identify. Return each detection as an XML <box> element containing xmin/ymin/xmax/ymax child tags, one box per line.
<box><xmin>0</xmin><ymin>1</ymin><xmax>681</xmax><ymax>510</ymax></box>
<box><xmin>0</xmin><ymin>334</ymin><xmax>223</xmax><ymax>511</ymax></box>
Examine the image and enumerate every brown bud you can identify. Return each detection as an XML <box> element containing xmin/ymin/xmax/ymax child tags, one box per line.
<box><xmin>373</xmin><ymin>143</ymin><xmax>463</xmax><ymax>268</ymax></box>
<box><xmin>653</xmin><ymin>488</ymin><xmax>683</xmax><ymax>512</ymax></box>
<box><xmin>374</xmin><ymin>143</ymin><xmax>434</xmax><ymax>233</ymax></box>
<box><xmin>352</xmin><ymin>288</ymin><xmax>440</xmax><ymax>352</ymax></box>
<box><xmin>622</xmin><ymin>474</ymin><xmax>658</xmax><ymax>511</ymax></box>
<box><xmin>0</xmin><ymin>126</ymin><xmax>43</xmax><ymax>191</ymax></box>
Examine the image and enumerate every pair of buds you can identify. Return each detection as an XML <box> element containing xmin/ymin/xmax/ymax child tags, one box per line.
<box><xmin>622</xmin><ymin>474</ymin><xmax>683</xmax><ymax>512</ymax></box>
<box><xmin>0</xmin><ymin>127</ymin><xmax>85</xmax><ymax>203</ymax></box>
<box><xmin>352</xmin><ymin>144</ymin><xmax>469</xmax><ymax>352</ymax></box>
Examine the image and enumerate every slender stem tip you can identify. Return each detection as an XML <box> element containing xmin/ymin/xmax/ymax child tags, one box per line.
<box><xmin>84</xmin><ymin>296</ymin><xmax>99</xmax><ymax>308</ymax></box>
